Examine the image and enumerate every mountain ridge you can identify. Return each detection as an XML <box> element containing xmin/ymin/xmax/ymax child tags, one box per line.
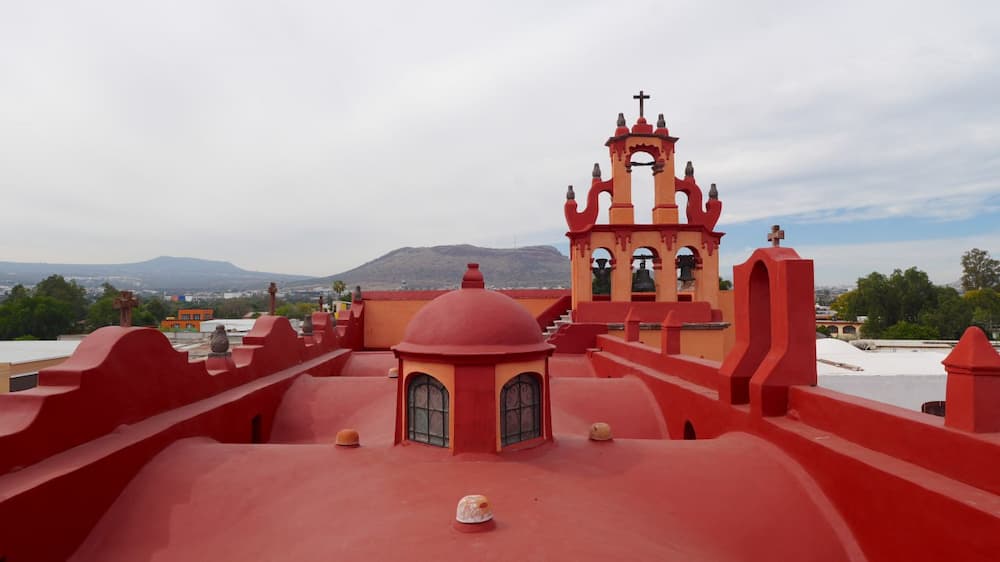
<box><xmin>296</xmin><ymin>244</ymin><xmax>571</xmax><ymax>290</ymax></box>
<box><xmin>0</xmin><ymin>256</ymin><xmax>310</xmax><ymax>291</ymax></box>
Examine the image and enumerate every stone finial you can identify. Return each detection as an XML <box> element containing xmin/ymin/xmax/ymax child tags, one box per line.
<box><xmin>318</xmin><ymin>295</ymin><xmax>324</xmax><ymax>310</ymax></box>
<box><xmin>592</xmin><ymin>163</ymin><xmax>601</xmax><ymax>178</ymax></box>
<box><xmin>210</xmin><ymin>325</ymin><xmax>229</xmax><ymax>354</ymax></box>
<box><xmin>684</xmin><ymin>161</ymin><xmax>694</xmax><ymax>178</ymax></box>
<box><xmin>768</xmin><ymin>225</ymin><xmax>785</xmax><ymax>247</ymax></box>
<box><xmin>352</xmin><ymin>285</ymin><xmax>363</xmax><ymax>303</ymax></box>
<box><xmin>616</xmin><ymin>112</ymin><xmax>626</xmax><ymax>127</ymax></box>
<box><xmin>302</xmin><ymin>314</ymin><xmax>314</xmax><ymax>335</ymax></box>
<box><xmin>709</xmin><ymin>183</ymin><xmax>718</xmax><ymax>200</ymax></box>
<box><xmin>566</xmin><ymin>185</ymin><xmax>575</xmax><ymax>201</ymax></box>
<box><xmin>943</xmin><ymin>327</ymin><xmax>1000</xmax><ymax>432</ymax></box>
<box><xmin>656</xmin><ymin>113</ymin><xmax>666</xmax><ymax>128</ymax></box>
<box><xmin>461</xmin><ymin>263</ymin><xmax>485</xmax><ymax>289</ymax></box>
<box><xmin>589</xmin><ymin>422</ymin><xmax>613</xmax><ymax>441</ymax></box>
<box><xmin>335</xmin><ymin>428</ymin><xmax>360</xmax><ymax>447</ymax></box>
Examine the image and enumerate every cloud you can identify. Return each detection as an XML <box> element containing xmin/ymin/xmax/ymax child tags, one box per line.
<box><xmin>0</xmin><ymin>1</ymin><xmax>999</xmax><ymax>277</ymax></box>
<box><xmin>721</xmin><ymin>233</ymin><xmax>1000</xmax><ymax>287</ymax></box>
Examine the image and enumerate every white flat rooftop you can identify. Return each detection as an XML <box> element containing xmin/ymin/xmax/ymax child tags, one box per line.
<box><xmin>816</xmin><ymin>338</ymin><xmax>948</xmax><ymax>411</ymax></box>
<box><xmin>0</xmin><ymin>340</ymin><xmax>82</xmax><ymax>365</ymax></box>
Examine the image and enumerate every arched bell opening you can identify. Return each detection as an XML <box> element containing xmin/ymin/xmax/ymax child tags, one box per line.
<box><xmin>628</xmin><ymin>150</ymin><xmax>657</xmax><ymax>225</ymax></box>
<box><xmin>596</xmin><ymin>190</ymin><xmax>613</xmax><ymax>225</ymax></box>
<box><xmin>675</xmin><ymin>246</ymin><xmax>701</xmax><ymax>302</ymax></box>
<box><xmin>591</xmin><ymin>247</ymin><xmax>614</xmax><ymax>301</ymax></box>
<box><xmin>631</xmin><ymin>247</ymin><xmax>660</xmax><ymax>301</ymax></box>
<box><xmin>675</xmin><ymin>189</ymin><xmax>689</xmax><ymax>224</ymax></box>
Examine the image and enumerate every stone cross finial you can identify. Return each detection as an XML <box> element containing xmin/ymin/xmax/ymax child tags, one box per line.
<box><xmin>268</xmin><ymin>282</ymin><xmax>277</xmax><ymax>315</ymax></box>
<box><xmin>633</xmin><ymin>90</ymin><xmax>650</xmax><ymax>118</ymax></box>
<box><xmin>113</xmin><ymin>290</ymin><xmax>138</xmax><ymax>327</ymax></box>
<box><xmin>768</xmin><ymin>225</ymin><xmax>785</xmax><ymax>247</ymax></box>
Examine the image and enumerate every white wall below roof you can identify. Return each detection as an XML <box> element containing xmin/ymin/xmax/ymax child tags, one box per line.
<box><xmin>0</xmin><ymin>340</ymin><xmax>82</xmax><ymax>364</ymax></box>
<box><xmin>199</xmin><ymin>319</ymin><xmax>258</xmax><ymax>333</ymax></box>
<box><xmin>815</xmin><ymin>337</ymin><xmax>948</xmax><ymax>412</ymax></box>
<box><xmin>818</xmin><ymin>375</ymin><xmax>945</xmax><ymax>412</ymax></box>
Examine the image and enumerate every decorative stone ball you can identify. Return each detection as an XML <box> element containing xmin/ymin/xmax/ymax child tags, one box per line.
<box><xmin>387</xmin><ymin>367</ymin><xmax>399</xmax><ymax>379</ymax></box>
<box><xmin>456</xmin><ymin>494</ymin><xmax>493</xmax><ymax>524</ymax></box>
<box><xmin>335</xmin><ymin>428</ymin><xmax>360</xmax><ymax>447</ymax></box>
<box><xmin>210</xmin><ymin>325</ymin><xmax>229</xmax><ymax>354</ymax></box>
<box><xmin>589</xmin><ymin>422</ymin><xmax>613</xmax><ymax>441</ymax></box>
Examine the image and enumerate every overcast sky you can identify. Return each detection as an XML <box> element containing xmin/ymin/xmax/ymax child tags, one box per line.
<box><xmin>1</xmin><ymin>1</ymin><xmax>998</xmax><ymax>285</ymax></box>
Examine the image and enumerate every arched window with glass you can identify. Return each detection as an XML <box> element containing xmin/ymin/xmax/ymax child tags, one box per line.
<box><xmin>408</xmin><ymin>374</ymin><xmax>449</xmax><ymax>447</ymax></box>
<box><xmin>500</xmin><ymin>373</ymin><xmax>542</xmax><ymax>446</ymax></box>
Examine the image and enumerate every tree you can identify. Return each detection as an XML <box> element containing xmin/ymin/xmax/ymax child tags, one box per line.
<box><xmin>0</xmin><ymin>295</ymin><xmax>74</xmax><ymax>339</ymax></box>
<box><xmin>964</xmin><ymin>288</ymin><xmax>1000</xmax><ymax>336</ymax></box>
<box><xmin>86</xmin><ymin>283</ymin><xmax>120</xmax><ymax>331</ymax></box>
<box><xmin>960</xmin><ymin>248</ymin><xmax>1000</xmax><ymax>292</ymax></box>
<box><xmin>332</xmin><ymin>280</ymin><xmax>347</xmax><ymax>299</ymax></box>
<box><xmin>834</xmin><ymin>268</ymin><xmax>943</xmax><ymax>338</ymax></box>
<box><xmin>141</xmin><ymin>298</ymin><xmax>169</xmax><ymax>323</ymax></box>
<box><xmin>3</xmin><ymin>284</ymin><xmax>29</xmax><ymax>304</ymax></box>
<box><xmin>919</xmin><ymin>287</ymin><xmax>972</xmax><ymax>339</ymax></box>
<box><xmin>830</xmin><ymin>291</ymin><xmax>858</xmax><ymax>321</ymax></box>
<box><xmin>275</xmin><ymin>302</ymin><xmax>316</xmax><ymax>320</ymax></box>
<box><xmin>881</xmin><ymin>321</ymin><xmax>940</xmax><ymax>340</ymax></box>
<box><xmin>34</xmin><ymin>275</ymin><xmax>87</xmax><ymax>323</ymax></box>
<box><xmin>719</xmin><ymin>277</ymin><xmax>733</xmax><ymax>290</ymax></box>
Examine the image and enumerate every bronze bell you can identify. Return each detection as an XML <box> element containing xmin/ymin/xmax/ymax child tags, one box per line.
<box><xmin>632</xmin><ymin>256</ymin><xmax>656</xmax><ymax>292</ymax></box>
<box><xmin>677</xmin><ymin>255</ymin><xmax>697</xmax><ymax>283</ymax></box>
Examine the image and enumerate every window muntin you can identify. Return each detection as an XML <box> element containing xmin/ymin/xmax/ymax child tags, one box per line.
<box><xmin>501</xmin><ymin>373</ymin><xmax>541</xmax><ymax>446</ymax></box>
<box><xmin>408</xmin><ymin>374</ymin><xmax>449</xmax><ymax>447</ymax></box>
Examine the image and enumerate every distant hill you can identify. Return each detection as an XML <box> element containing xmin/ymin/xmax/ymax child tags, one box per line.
<box><xmin>0</xmin><ymin>256</ymin><xmax>310</xmax><ymax>291</ymax></box>
<box><xmin>301</xmin><ymin>244</ymin><xmax>571</xmax><ymax>290</ymax></box>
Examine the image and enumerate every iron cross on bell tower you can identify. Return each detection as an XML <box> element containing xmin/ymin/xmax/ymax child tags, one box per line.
<box><xmin>633</xmin><ymin>90</ymin><xmax>650</xmax><ymax>118</ymax></box>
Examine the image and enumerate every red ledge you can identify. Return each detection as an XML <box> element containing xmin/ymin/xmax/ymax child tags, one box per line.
<box><xmin>363</xmin><ymin>289</ymin><xmax>569</xmax><ymax>301</ymax></box>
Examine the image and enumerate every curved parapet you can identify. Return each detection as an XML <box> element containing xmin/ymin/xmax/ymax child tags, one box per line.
<box><xmin>564</xmin><ymin>178</ymin><xmax>614</xmax><ymax>233</ymax></box>
<box><xmin>674</xmin><ymin>175</ymin><xmax>722</xmax><ymax>230</ymax></box>
<box><xmin>0</xmin><ymin>313</ymin><xmax>343</xmax><ymax>474</ymax></box>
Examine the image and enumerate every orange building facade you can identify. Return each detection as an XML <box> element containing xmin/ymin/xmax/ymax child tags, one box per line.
<box><xmin>160</xmin><ymin>308</ymin><xmax>214</xmax><ymax>331</ymax></box>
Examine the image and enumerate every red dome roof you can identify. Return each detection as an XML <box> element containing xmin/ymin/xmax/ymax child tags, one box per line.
<box><xmin>393</xmin><ymin>264</ymin><xmax>552</xmax><ymax>357</ymax></box>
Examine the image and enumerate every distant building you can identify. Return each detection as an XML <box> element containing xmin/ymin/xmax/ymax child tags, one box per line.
<box><xmin>160</xmin><ymin>308</ymin><xmax>214</xmax><ymax>332</ymax></box>
<box><xmin>0</xmin><ymin>340</ymin><xmax>81</xmax><ymax>392</ymax></box>
<box><xmin>199</xmin><ymin>319</ymin><xmax>256</xmax><ymax>335</ymax></box>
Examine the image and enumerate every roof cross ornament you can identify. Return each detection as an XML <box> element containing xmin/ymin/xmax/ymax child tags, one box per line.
<box><xmin>768</xmin><ymin>225</ymin><xmax>785</xmax><ymax>247</ymax></box>
<box><xmin>268</xmin><ymin>282</ymin><xmax>278</xmax><ymax>315</ymax></box>
<box><xmin>633</xmin><ymin>90</ymin><xmax>650</xmax><ymax>118</ymax></box>
<box><xmin>113</xmin><ymin>290</ymin><xmax>139</xmax><ymax>327</ymax></box>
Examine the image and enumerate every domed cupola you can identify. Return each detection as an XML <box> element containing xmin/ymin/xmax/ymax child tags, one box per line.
<box><xmin>392</xmin><ymin>264</ymin><xmax>554</xmax><ymax>454</ymax></box>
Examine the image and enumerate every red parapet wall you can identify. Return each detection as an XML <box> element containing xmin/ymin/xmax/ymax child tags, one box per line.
<box><xmin>0</xmin><ymin>313</ymin><xmax>345</xmax><ymax>474</ymax></box>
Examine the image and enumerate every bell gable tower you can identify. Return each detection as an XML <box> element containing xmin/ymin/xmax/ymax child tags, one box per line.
<box><xmin>564</xmin><ymin>92</ymin><xmax>726</xmax><ymax>328</ymax></box>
